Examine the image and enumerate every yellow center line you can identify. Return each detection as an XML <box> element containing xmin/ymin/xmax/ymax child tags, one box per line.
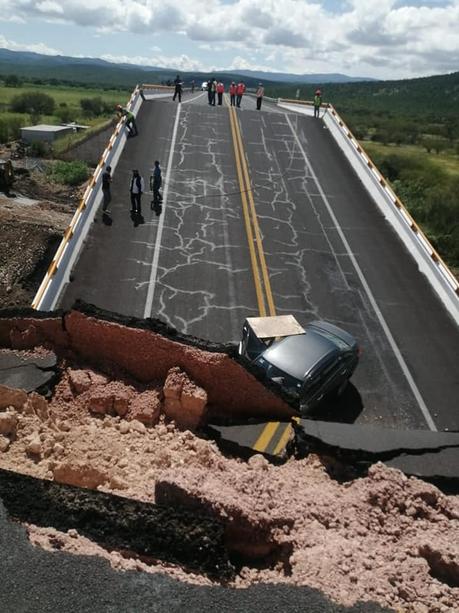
<box><xmin>252</xmin><ymin>421</ymin><xmax>281</xmax><ymax>453</ymax></box>
<box><xmin>228</xmin><ymin>105</ymin><xmax>267</xmax><ymax>315</ymax></box>
<box><xmin>272</xmin><ymin>417</ymin><xmax>300</xmax><ymax>456</ymax></box>
<box><xmin>227</xmin><ymin>104</ymin><xmax>283</xmax><ymax>454</ymax></box>
<box><xmin>231</xmin><ymin>109</ymin><xmax>276</xmax><ymax>317</ymax></box>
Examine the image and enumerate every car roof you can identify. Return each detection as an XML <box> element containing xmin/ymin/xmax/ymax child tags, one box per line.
<box><xmin>261</xmin><ymin>329</ymin><xmax>339</xmax><ymax>381</ymax></box>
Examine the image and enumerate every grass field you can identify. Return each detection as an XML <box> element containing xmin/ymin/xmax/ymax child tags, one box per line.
<box><xmin>362</xmin><ymin>141</ymin><xmax>459</xmax><ymax>178</ymax></box>
<box><xmin>0</xmin><ymin>82</ymin><xmax>134</xmax><ymax>148</ymax></box>
<box><xmin>0</xmin><ymin>84</ymin><xmax>131</xmax><ymax>110</ymax></box>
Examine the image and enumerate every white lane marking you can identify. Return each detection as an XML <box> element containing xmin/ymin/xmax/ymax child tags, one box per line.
<box><xmin>182</xmin><ymin>91</ymin><xmax>206</xmax><ymax>105</ymax></box>
<box><xmin>143</xmin><ymin>102</ymin><xmax>182</xmax><ymax>318</ymax></box>
<box><xmin>285</xmin><ymin>113</ymin><xmax>438</xmax><ymax>432</ymax></box>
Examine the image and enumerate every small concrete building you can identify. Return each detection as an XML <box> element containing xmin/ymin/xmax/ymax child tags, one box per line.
<box><xmin>20</xmin><ymin>124</ymin><xmax>74</xmax><ymax>144</ymax></box>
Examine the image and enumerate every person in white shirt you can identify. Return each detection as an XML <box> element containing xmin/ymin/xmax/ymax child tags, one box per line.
<box><xmin>256</xmin><ymin>83</ymin><xmax>265</xmax><ymax>110</ymax></box>
<box><xmin>129</xmin><ymin>169</ymin><xmax>145</xmax><ymax>216</ymax></box>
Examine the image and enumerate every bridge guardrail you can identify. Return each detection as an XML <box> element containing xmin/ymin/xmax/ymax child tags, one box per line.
<box><xmin>278</xmin><ymin>98</ymin><xmax>459</xmax><ymax>324</ymax></box>
<box><xmin>32</xmin><ymin>86</ymin><xmax>142</xmax><ymax>311</ymax></box>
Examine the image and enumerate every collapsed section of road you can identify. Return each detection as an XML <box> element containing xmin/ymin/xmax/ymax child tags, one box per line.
<box><xmin>0</xmin><ymin>303</ymin><xmax>458</xmax><ymax>612</ymax></box>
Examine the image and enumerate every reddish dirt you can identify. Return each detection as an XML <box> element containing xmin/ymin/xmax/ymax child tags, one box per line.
<box><xmin>0</xmin><ymin>355</ymin><xmax>458</xmax><ymax>612</ymax></box>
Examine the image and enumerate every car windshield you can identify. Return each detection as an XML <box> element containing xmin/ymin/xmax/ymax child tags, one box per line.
<box><xmin>311</xmin><ymin>327</ymin><xmax>350</xmax><ymax>350</ymax></box>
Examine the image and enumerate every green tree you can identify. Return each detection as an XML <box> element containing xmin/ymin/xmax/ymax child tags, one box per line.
<box><xmin>4</xmin><ymin>74</ymin><xmax>22</xmax><ymax>87</ymax></box>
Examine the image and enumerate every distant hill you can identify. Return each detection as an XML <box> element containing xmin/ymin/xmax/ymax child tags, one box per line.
<box><xmin>268</xmin><ymin>71</ymin><xmax>459</xmax><ymax>117</ymax></box>
<box><xmin>0</xmin><ymin>48</ymin><xmax>371</xmax><ymax>89</ymax></box>
<box><xmin>221</xmin><ymin>69</ymin><xmax>375</xmax><ymax>84</ymax></box>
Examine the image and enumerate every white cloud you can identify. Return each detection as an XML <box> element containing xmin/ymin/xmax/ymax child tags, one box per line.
<box><xmin>1</xmin><ymin>0</ymin><xmax>459</xmax><ymax>77</ymax></box>
<box><xmin>100</xmin><ymin>52</ymin><xmax>206</xmax><ymax>72</ymax></box>
<box><xmin>0</xmin><ymin>34</ymin><xmax>60</xmax><ymax>55</ymax></box>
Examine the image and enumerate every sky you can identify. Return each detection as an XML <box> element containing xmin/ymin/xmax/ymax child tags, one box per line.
<box><xmin>0</xmin><ymin>0</ymin><xmax>458</xmax><ymax>79</ymax></box>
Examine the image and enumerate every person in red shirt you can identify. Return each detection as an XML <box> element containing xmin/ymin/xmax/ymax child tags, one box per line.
<box><xmin>236</xmin><ymin>81</ymin><xmax>246</xmax><ymax>108</ymax></box>
<box><xmin>229</xmin><ymin>81</ymin><xmax>237</xmax><ymax>106</ymax></box>
<box><xmin>217</xmin><ymin>81</ymin><xmax>224</xmax><ymax>106</ymax></box>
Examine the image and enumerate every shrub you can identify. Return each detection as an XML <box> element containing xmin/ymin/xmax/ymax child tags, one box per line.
<box><xmin>47</xmin><ymin>160</ymin><xmax>89</xmax><ymax>186</ymax></box>
<box><xmin>0</xmin><ymin>113</ymin><xmax>27</xmax><ymax>143</ymax></box>
<box><xmin>10</xmin><ymin>91</ymin><xmax>55</xmax><ymax>115</ymax></box>
<box><xmin>29</xmin><ymin>141</ymin><xmax>48</xmax><ymax>157</ymax></box>
<box><xmin>80</xmin><ymin>96</ymin><xmax>111</xmax><ymax>116</ymax></box>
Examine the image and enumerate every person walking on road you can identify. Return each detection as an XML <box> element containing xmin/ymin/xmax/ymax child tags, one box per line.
<box><xmin>173</xmin><ymin>75</ymin><xmax>183</xmax><ymax>103</ymax></box>
<box><xmin>207</xmin><ymin>78</ymin><xmax>213</xmax><ymax>105</ymax></box>
<box><xmin>101</xmin><ymin>164</ymin><xmax>112</xmax><ymax>215</ymax></box>
<box><xmin>116</xmin><ymin>105</ymin><xmax>138</xmax><ymax>137</ymax></box>
<box><xmin>211</xmin><ymin>78</ymin><xmax>217</xmax><ymax>106</ymax></box>
<box><xmin>191</xmin><ymin>80</ymin><xmax>195</xmax><ymax>93</ymax></box>
<box><xmin>256</xmin><ymin>83</ymin><xmax>264</xmax><ymax>110</ymax></box>
<box><xmin>314</xmin><ymin>89</ymin><xmax>322</xmax><ymax>118</ymax></box>
<box><xmin>236</xmin><ymin>81</ymin><xmax>246</xmax><ymax>108</ymax></box>
<box><xmin>229</xmin><ymin>81</ymin><xmax>237</xmax><ymax>106</ymax></box>
<box><xmin>129</xmin><ymin>169</ymin><xmax>144</xmax><ymax>216</ymax></box>
<box><xmin>217</xmin><ymin>80</ymin><xmax>224</xmax><ymax>105</ymax></box>
<box><xmin>150</xmin><ymin>160</ymin><xmax>163</xmax><ymax>209</ymax></box>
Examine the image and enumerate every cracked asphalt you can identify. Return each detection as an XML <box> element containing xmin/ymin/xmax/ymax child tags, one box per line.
<box><xmin>60</xmin><ymin>91</ymin><xmax>459</xmax><ymax>432</ymax></box>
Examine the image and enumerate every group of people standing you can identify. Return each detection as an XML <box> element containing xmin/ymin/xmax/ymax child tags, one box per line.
<box><xmin>170</xmin><ymin>74</ymin><xmax>268</xmax><ymax>110</ymax></box>
<box><xmin>207</xmin><ymin>79</ymin><xmax>248</xmax><ymax>107</ymax></box>
<box><xmin>100</xmin><ymin>162</ymin><xmax>163</xmax><ymax>220</ymax></box>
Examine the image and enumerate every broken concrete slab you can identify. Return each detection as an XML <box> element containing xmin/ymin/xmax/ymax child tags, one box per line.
<box><xmin>292</xmin><ymin>419</ymin><xmax>459</xmax><ymax>490</ymax></box>
<box><xmin>207</xmin><ymin>422</ymin><xmax>291</xmax><ymax>460</ymax></box>
<box><xmin>0</xmin><ymin>349</ymin><xmax>57</xmax><ymax>371</ymax></box>
<box><xmin>208</xmin><ymin>419</ymin><xmax>459</xmax><ymax>491</ymax></box>
<box><xmin>296</xmin><ymin>419</ymin><xmax>459</xmax><ymax>456</ymax></box>
<box><xmin>0</xmin><ymin>350</ymin><xmax>57</xmax><ymax>393</ymax></box>
<box><xmin>386</xmin><ymin>448</ymin><xmax>459</xmax><ymax>482</ymax></box>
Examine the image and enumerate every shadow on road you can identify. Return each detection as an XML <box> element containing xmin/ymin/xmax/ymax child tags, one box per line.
<box><xmin>309</xmin><ymin>383</ymin><xmax>364</xmax><ymax>424</ymax></box>
<box><xmin>130</xmin><ymin>210</ymin><xmax>145</xmax><ymax>227</ymax></box>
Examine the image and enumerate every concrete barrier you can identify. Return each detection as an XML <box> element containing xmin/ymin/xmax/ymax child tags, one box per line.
<box><xmin>278</xmin><ymin>99</ymin><xmax>459</xmax><ymax>325</ymax></box>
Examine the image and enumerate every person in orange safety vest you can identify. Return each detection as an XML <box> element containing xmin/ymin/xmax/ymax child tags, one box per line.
<box><xmin>229</xmin><ymin>81</ymin><xmax>237</xmax><ymax>106</ymax></box>
<box><xmin>217</xmin><ymin>81</ymin><xmax>224</xmax><ymax>106</ymax></box>
<box><xmin>236</xmin><ymin>81</ymin><xmax>246</xmax><ymax>108</ymax></box>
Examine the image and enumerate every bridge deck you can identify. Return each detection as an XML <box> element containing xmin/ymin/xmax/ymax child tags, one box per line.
<box><xmin>60</xmin><ymin>92</ymin><xmax>459</xmax><ymax>431</ymax></box>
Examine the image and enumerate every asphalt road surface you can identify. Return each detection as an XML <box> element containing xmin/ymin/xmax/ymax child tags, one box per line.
<box><xmin>61</xmin><ymin>91</ymin><xmax>459</xmax><ymax>432</ymax></box>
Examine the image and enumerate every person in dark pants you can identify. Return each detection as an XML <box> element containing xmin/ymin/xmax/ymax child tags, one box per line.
<box><xmin>229</xmin><ymin>81</ymin><xmax>237</xmax><ymax>106</ymax></box>
<box><xmin>173</xmin><ymin>75</ymin><xmax>183</xmax><ymax>102</ymax></box>
<box><xmin>150</xmin><ymin>160</ymin><xmax>163</xmax><ymax>207</ymax></box>
<box><xmin>129</xmin><ymin>169</ymin><xmax>144</xmax><ymax>216</ymax></box>
<box><xmin>191</xmin><ymin>80</ymin><xmax>195</xmax><ymax>93</ymax></box>
<box><xmin>256</xmin><ymin>83</ymin><xmax>264</xmax><ymax>110</ymax></box>
<box><xmin>314</xmin><ymin>89</ymin><xmax>322</xmax><ymax>118</ymax></box>
<box><xmin>116</xmin><ymin>105</ymin><xmax>138</xmax><ymax>136</ymax></box>
<box><xmin>207</xmin><ymin>79</ymin><xmax>213</xmax><ymax>105</ymax></box>
<box><xmin>101</xmin><ymin>164</ymin><xmax>112</xmax><ymax>214</ymax></box>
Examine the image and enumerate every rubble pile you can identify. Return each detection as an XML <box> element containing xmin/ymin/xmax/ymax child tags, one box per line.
<box><xmin>0</xmin><ymin>358</ymin><xmax>458</xmax><ymax>612</ymax></box>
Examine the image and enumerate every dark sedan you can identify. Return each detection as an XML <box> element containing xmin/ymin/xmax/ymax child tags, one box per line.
<box><xmin>239</xmin><ymin>316</ymin><xmax>360</xmax><ymax>413</ymax></box>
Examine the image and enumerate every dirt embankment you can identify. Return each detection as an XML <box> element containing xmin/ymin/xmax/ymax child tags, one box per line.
<box><xmin>0</xmin><ymin>162</ymin><xmax>84</xmax><ymax>309</ymax></box>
